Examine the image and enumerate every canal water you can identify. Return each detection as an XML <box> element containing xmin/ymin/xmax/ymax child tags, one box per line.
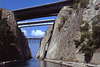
<box><xmin>6</xmin><ymin>39</ymin><xmax>71</xmax><ymax>67</ymax></box>
<box><xmin>9</xmin><ymin>58</ymin><xmax>71</xmax><ymax>67</ymax></box>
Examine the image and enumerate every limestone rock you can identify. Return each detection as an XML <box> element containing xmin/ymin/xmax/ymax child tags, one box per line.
<box><xmin>36</xmin><ymin>0</ymin><xmax>100</xmax><ymax>65</ymax></box>
<box><xmin>0</xmin><ymin>9</ymin><xmax>32</xmax><ymax>61</ymax></box>
<box><xmin>35</xmin><ymin>25</ymin><xmax>53</xmax><ymax>59</ymax></box>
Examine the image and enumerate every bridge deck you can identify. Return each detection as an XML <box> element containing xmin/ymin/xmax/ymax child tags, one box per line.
<box><xmin>18</xmin><ymin>19</ymin><xmax>54</xmax><ymax>28</ymax></box>
<box><xmin>19</xmin><ymin>23</ymin><xmax>53</xmax><ymax>28</ymax></box>
<box><xmin>18</xmin><ymin>19</ymin><xmax>55</xmax><ymax>25</ymax></box>
<box><xmin>27</xmin><ymin>38</ymin><xmax>42</xmax><ymax>39</ymax></box>
<box><xmin>12</xmin><ymin>0</ymin><xmax>73</xmax><ymax>21</ymax></box>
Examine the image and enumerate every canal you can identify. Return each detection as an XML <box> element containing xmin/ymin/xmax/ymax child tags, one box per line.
<box><xmin>5</xmin><ymin>39</ymin><xmax>71</xmax><ymax>67</ymax></box>
<box><xmin>9</xmin><ymin>58</ymin><xmax>71</xmax><ymax>67</ymax></box>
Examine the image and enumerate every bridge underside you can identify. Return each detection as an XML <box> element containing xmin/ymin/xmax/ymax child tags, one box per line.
<box><xmin>18</xmin><ymin>19</ymin><xmax>55</xmax><ymax>28</ymax></box>
<box><xmin>18</xmin><ymin>23</ymin><xmax>53</xmax><ymax>28</ymax></box>
<box><xmin>12</xmin><ymin>0</ymin><xmax>73</xmax><ymax>21</ymax></box>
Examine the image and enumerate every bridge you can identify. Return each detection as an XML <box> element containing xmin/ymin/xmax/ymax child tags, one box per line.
<box><xmin>18</xmin><ymin>19</ymin><xmax>55</xmax><ymax>28</ymax></box>
<box><xmin>12</xmin><ymin>0</ymin><xmax>73</xmax><ymax>21</ymax></box>
<box><xmin>27</xmin><ymin>38</ymin><xmax>42</xmax><ymax>44</ymax></box>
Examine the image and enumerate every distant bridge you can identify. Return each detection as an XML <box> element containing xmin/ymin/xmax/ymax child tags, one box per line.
<box><xmin>12</xmin><ymin>0</ymin><xmax>73</xmax><ymax>21</ymax></box>
<box><xmin>27</xmin><ymin>38</ymin><xmax>42</xmax><ymax>44</ymax></box>
<box><xmin>27</xmin><ymin>38</ymin><xmax>42</xmax><ymax>39</ymax></box>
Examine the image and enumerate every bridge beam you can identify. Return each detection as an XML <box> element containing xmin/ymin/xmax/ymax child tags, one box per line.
<box><xmin>18</xmin><ymin>23</ymin><xmax>53</xmax><ymax>28</ymax></box>
<box><xmin>18</xmin><ymin>19</ymin><xmax>55</xmax><ymax>25</ymax></box>
<box><xmin>12</xmin><ymin>0</ymin><xmax>73</xmax><ymax>21</ymax></box>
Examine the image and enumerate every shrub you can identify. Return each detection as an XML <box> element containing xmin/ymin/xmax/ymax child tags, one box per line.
<box><xmin>74</xmin><ymin>40</ymin><xmax>81</xmax><ymax>48</ymax></box>
<box><xmin>81</xmin><ymin>44</ymin><xmax>95</xmax><ymax>55</ymax></box>
<box><xmin>68</xmin><ymin>10</ymin><xmax>73</xmax><ymax>15</ymax></box>
<box><xmin>81</xmin><ymin>32</ymin><xmax>91</xmax><ymax>39</ymax></box>
<box><xmin>93</xmin><ymin>25</ymin><xmax>100</xmax><ymax>38</ymax></box>
<box><xmin>74</xmin><ymin>32</ymin><xmax>90</xmax><ymax>48</ymax></box>
<box><xmin>92</xmin><ymin>15</ymin><xmax>100</xmax><ymax>48</ymax></box>
<box><xmin>68</xmin><ymin>41</ymin><xmax>70</xmax><ymax>44</ymax></box>
<box><xmin>87</xmin><ymin>39</ymin><xmax>94</xmax><ymax>46</ymax></box>
<box><xmin>92</xmin><ymin>15</ymin><xmax>100</xmax><ymax>25</ymax></box>
<box><xmin>79</xmin><ymin>23</ymin><xmax>89</xmax><ymax>32</ymax></box>
<box><xmin>80</xmin><ymin>21</ymin><xmax>88</xmax><ymax>24</ymax></box>
<box><xmin>58</xmin><ymin>16</ymin><xmax>68</xmax><ymax>31</ymax></box>
<box><xmin>92</xmin><ymin>25</ymin><xmax>100</xmax><ymax>48</ymax></box>
<box><xmin>72</xmin><ymin>0</ymin><xmax>89</xmax><ymax>9</ymax></box>
<box><xmin>60</xmin><ymin>57</ymin><xmax>63</xmax><ymax>60</ymax></box>
<box><xmin>95</xmin><ymin>6</ymin><xmax>99</xmax><ymax>10</ymax></box>
<box><xmin>62</xmin><ymin>16</ymin><xmax>68</xmax><ymax>24</ymax></box>
<box><xmin>72</xmin><ymin>3</ymin><xmax>78</xmax><ymax>9</ymax></box>
<box><xmin>74</xmin><ymin>21</ymin><xmax>89</xmax><ymax>48</ymax></box>
<box><xmin>80</xmin><ymin>0</ymin><xmax>89</xmax><ymax>8</ymax></box>
<box><xmin>71</xmin><ymin>0</ymin><xmax>80</xmax><ymax>9</ymax></box>
<box><xmin>74</xmin><ymin>15</ymin><xmax>100</xmax><ymax>62</ymax></box>
<box><xmin>58</xmin><ymin>23</ymin><xmax>64</xmax><ymax>31</ymax></box>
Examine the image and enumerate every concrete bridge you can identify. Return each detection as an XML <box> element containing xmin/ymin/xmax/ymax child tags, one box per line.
<box><xmin>12</xmin><ymin>0</ymin><xmax>73</xmax><ymax>21</ymax></box>
<box><xmin>18</xmin><ymin>19</ymin><xmax>55</xmax><ymax>28</ymax></box>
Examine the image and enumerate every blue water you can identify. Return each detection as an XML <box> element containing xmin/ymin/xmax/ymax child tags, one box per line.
<box><xmin>9</xmin><ymin>58</ymin><xmax>71</xmax><ymax>67</ymax></box>
<box><xmin>6</xmin><ymin>39</ymin><xmax>71</xmax><ymax>67</ymax></box>
<box><xmin>29</xmin><ymin>43</ymin><xmax>40</xmax><ymax>57</ymax></box>
<box><xmin>27</xmin><ymin>39</ymin><xmax>41</xmax><ymax>57</ymax></box>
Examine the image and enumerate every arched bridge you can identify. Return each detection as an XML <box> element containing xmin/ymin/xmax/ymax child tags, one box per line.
<box><xmin>12</xmin><ymin>0</ymin><xmax>73</xmax><ymax>21</ymax></box>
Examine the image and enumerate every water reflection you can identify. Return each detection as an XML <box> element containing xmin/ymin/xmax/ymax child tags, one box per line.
<box><xmin>8</xmin><ymin>58</ymin><xmax>71</xmax><ymax>67</ymax></box>
<box><xmin>39</xmin><ymin>60</ymin><xmax>70</xmax><ymax>67</ymax></box>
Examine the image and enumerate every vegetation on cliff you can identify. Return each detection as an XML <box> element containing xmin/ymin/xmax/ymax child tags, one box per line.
<box><xmin>58</xmin><ymin>16</ymin><xmax>68</xmax><ymax>31</ymax></box>
<box><xmin>74</xmin><ymin>15</ymin><xmax>100</xmax><ymax>63</ymax></box>
<box><xmin>72</xmin><ymin>0</ymin><xmax>89</xmax><ymax>9</ymax></box>
<box><xmin>0</xmin><ymin>11</ymin><xmax>20</xmax><ymax>61</ymax></box>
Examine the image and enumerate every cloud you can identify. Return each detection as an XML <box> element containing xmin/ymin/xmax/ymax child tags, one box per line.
<box><xmin>21</xmin><ymin>29</ymin><xmax>27</xmax><ymax>36</ymax></box>
<box><xmin>31</xmin><ymin>30</ymin><xmax>45</xmax><ymax>38</ymax></box>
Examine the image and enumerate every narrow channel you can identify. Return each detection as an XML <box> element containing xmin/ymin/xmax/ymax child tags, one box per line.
<box><xmin>9</xmin><ymin>58</ymin><xmax>71</xmax><ymax>67</ymax></box>
<box><xmin>6</xmin><ymin>38</ymin><xmax>71</xmax><ymax>67</ymax></box>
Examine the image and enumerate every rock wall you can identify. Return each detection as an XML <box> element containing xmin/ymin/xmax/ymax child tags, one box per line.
<box><xmin>36</xmin><ymin>0</ymin><xmax>100</xmax><ymax>65</ymax></box>
<box><xmin>36</xmin><ymin>25</ymin><xmax>53</xmax><ymax>59</ymax></box>
<box><xmin>0</xmin><ymin>9</ymin><xmax>32</xmax><ymax>61</ymax></box>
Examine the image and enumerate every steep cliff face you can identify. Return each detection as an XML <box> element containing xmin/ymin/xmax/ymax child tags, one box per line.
<box><xmin>36</xmin><ymin>25</ymin><xmax>53</xmax><ymax>59</ymax></box>
<box><xmin>0</xmin><ymin>9</ymin><xmax>32</xmax><ymax>61</ymax></box>
<box><xmin>36</xmin><ymin>0</ymin><xmax>100</xmax><ymax>64</ymax></box>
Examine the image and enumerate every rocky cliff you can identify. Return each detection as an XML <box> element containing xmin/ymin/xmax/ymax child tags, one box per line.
<box><xmin>0</xmin><ymin>9</ymin><xmax>32</xmax><ymax>62</ymax></box>
<box><xmin>36</xmin><ymin>0</ymin><xmax>100</xmax><ymax>65</ymax></box>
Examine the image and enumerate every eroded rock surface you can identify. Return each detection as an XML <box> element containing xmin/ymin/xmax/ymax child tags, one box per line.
<box><xmin>36</xmin><ymin>0</ymin><xmax>100</xmax><ymax>65</ymax></box>
<box><xmin>0</xmin><ymin>9</ymin><xmax>32</xmax><ymax>61</ymax></box>
<box><xmin>36</xmin><ymin>25</ymin><xmax>53</xmax><ymax>59</ymax></box>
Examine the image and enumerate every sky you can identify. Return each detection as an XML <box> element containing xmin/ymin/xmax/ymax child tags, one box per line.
<box><xmin>1</xmin><ymin>0</ymin><xmax>64</xmax><ymax>57</ymax></box>
<box><xmin>0</xmin><ymin>0</ymin><xmax>60</xmax><ymax>38</ymax></box>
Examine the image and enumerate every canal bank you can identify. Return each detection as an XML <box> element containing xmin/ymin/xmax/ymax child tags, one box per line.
<box><xmin>1</xmin><ymin>58</ymin><xmax>100</xmax><ymax>67</ymax></box>
<box><xmin>6</xmin><ymin>58</ymin><xmax>71</xmax><ymax>67</ymax></box>
<box><xmin>44</xmin><ymin>59</ymin><xmax>100</xmax><ymax>67</ymax></box>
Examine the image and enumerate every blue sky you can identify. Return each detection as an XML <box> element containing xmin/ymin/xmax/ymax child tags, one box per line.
<box><xmin>1</xmin><ymin>0</ymin><xmax>60</xmax><ymax>38</ymax></box>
